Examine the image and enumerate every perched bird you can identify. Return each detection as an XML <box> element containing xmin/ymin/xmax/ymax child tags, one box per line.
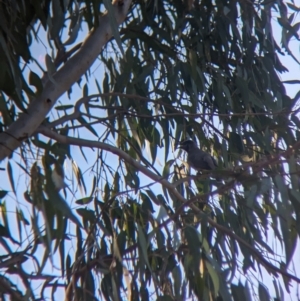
<box><xmin>178</xmin><ymin>140</ymin><xmax>219</xmax><ymax>176</ymax></box>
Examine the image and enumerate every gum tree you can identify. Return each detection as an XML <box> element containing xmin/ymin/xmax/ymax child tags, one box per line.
<box><xmin>0</xmin><ymin>0</ymin><xmax>300</xmax><ymax>300</ymax></box>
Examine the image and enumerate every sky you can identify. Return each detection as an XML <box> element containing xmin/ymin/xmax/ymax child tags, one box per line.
<box><xmin>268</xmin><ymin>7</ymin><xmax>300</xmax><ymax>301</ymax></box>
<box><xmin>1</xmin><ymin>2</ymin><xmax>300</xmax><ymax>300</ymax></box>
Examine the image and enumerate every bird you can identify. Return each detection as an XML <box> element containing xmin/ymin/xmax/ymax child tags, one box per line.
<box><xmin>178</xmin><ymin>140</ymin><xmax>219</xmax><ymax>178</ymax></box>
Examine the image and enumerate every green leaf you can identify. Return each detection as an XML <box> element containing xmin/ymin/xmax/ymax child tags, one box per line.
<box><xmin>235</xmin><ymin>77</ymin><xmax>249</xmax><ymax>105</ymax></box>
<box><xmin>47</xmin><ymin>188</ymin><xmax>81</xmax><ymax>227</ymax></box>
<box><xmin>29</xmin><ymin>71</ymin><xmax>43</xmax><ymax>95</ymax></box>
<box><xmin>162</xmin><ymin>159</ymin><xmax>175</xmax><ymax>178</ymax></box>
<box><xmin>0</xmin><ymin>201</ymin><xmax>16</xmax><ymax>243</ymax></box>
<box><xmin>55</xmin><ymin>105</ymin><xmax>74</xmax><ymax>111</ymax></box>
<box><xmin>0</xmin><ymin>190</ymin><xmax>8</xmax><ymax>199</ymax></box>
<box><xmin>0</xmin><ymin>93</ymin><xmax>13</xmax><ymax>125</ymax></box>
<box><xmin>66</xmin><ymin>254</ymin><xmax>71</xmax><ymax>281</ymax></box>
<box><xmin>283</xmin><ymin>79</ymin><xmax>300</xmax><ymax>84</ymax></box>
<box><xmin>83</xmin><ymin>83</ymin><xmax>88</xmax><ymax>97</ymax></box>
<box><xmin>72</xmin><ymin>160</ymin><xmax>87</xmax><ymax>195</ymax></box>
<box><xmin>206</xmin><ymin>261</ymin><xmax>219</xmax><ymax>295</ymax></box>
<box><xmin>84</xmin><ymin>270</ymin><xmax>95</xmax><ymax>297</ymax></box>
<box><xmin>49</xmin><ymin>0</ymin><xmax>65</xmax><ymax>39</ymax></box>
<box><xmin>137</xmin><ymin>224</ymin><xmax>151</xmax><ymax>269</ymax></box>
<box><xmin>229</xmin><ymin>132</ymin><xmax>244</xmax><ymax>154</ymax></box>
<box><xmin>172</xmin><ymin>265</ymin><xmax>182</xmax><ymax>299</ymax></box>
<box><xmin>45</xmin><ymin>54</ymin><xmax>57</xmax><ymax>84</ymax></box>
<box><xmin>117</xmin><ymin>231</ymin><xmax>127</xmax><ymax>256</ymax></box>
<box><xmin>76</xmin><ymin>208</ymin><xmax>96</xmax><ymax>225</ymax></box>
<box><xmin>141</xmin><ymin>192</ymin><xmax>154</xmax><ymax>214</ymax></box>
<box><xmin>278</xmin><ymin>17</ymin><xmax>300</xmax><ymax>40</ymax></box>
<box><xmin>157</xmin><ymin>296</ymin><xmax>173</xmax><ymax>301</ymax></box>
<box><xmin>75</xmin><ymin>197</ymin><xmax>93</xmax><ymax>205</ymax></box>
<box><xmin>103</xmin><ymin>0</ymin><xmax>124</xmax><ymax>56</ymax></box>
<box><xmin>244</xmin><ymin>282</ymin><xmax>253</xmax><ymax>301</ymax></box>
<box><xmin>145</xmin><ymin>189</ymin><xmax>160</xmax><ymax>205</ymax></box>
<box><xmin>258</xmin><ymin>283</ymin><xmax>270</xmax><ymax>301</ymax></box>
<box><xmin>59</xmin><ymin>237</ymin><xmax>65</xmax><ymax>276</ymax></box>
<box><xmin>184</xmin><ymin>226</ymin><xmax>201</xmax><ymax>254</ymax></box>
<box><xmin>7</xmin><ymin>161</ymin><xmax>16</xmax><ymax>194</ymax></box>
<box><xmin>231</xmin><ymin>283</ymin><xmax>246</xmax><ymax>301</ymax></box>
<box><xmin>64</xmin><ymin>10</ymin><xmax>82</xmax><ymax>45</ymax></box>
<box><xmin>274</xmin><ymin>175</ymin><xmax>289</xmax><ymax>202</ymax></box>
<box><xmin>287</xmin><ymin>3</ymin><xmax>300</xmax><ymax>12</ymax></box>
<box><xmin>77</xmin><ymin>116</ymin><xmax>98</xmax><ymax>137</ymax></box>
<box><xmin>150</xmin><ymin>127</ymin><xmax>160</xmax><ymax>163</ymax></box>
<box><xmin>0</xmin><ymin>224</ymin><xmax>10</xmax><ymax>238</ymax></box>
<box><xmin>222</xmin><ymin>139</ymin><xmax>228</xmax><ymax>167</ymax></box>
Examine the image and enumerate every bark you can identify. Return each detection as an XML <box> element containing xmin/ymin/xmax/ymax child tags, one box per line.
<box><xmin>0</xmin><ymin>0</ymin><xmax>132</xmax><ymax>161</ymax></box>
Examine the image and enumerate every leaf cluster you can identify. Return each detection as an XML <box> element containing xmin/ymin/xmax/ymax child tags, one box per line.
<box><xmin>1</xmin><ymin>0</ymin><xmax>300</xmax><ymax>300</ymax></box>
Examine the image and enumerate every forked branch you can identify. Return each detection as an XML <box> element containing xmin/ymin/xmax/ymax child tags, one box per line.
<box><xmin>38</xmin><ymin>125</ymin><xmax>300</xmax><ymax>284</ymax></box>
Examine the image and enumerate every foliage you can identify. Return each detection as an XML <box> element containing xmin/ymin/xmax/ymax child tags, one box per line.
<box><xmin>0</xmin><ymin>0</ymin><xmax>300</xmax><ymax>300</ymax></box>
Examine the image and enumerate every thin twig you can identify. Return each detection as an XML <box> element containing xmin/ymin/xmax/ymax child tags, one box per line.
<box><xmin>38</xmin><ymin>126</ymin><xmax>300</xmax><ymax>284</ymax></box>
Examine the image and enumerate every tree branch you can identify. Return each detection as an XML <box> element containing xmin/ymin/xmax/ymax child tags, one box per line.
<box><xmin>0</xmin><ymin>276</ymin><xmax>24</xmax><ymax>301</ymax></box>
<box><xmin>38</xmin><ymin>126</ymin><xmax>300</xmax><ymax>284</ymax></box>
<box><xmin>0</xmin><ymin>0</ymin><xmax>132</xmax><ymax>162</ymax></box>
